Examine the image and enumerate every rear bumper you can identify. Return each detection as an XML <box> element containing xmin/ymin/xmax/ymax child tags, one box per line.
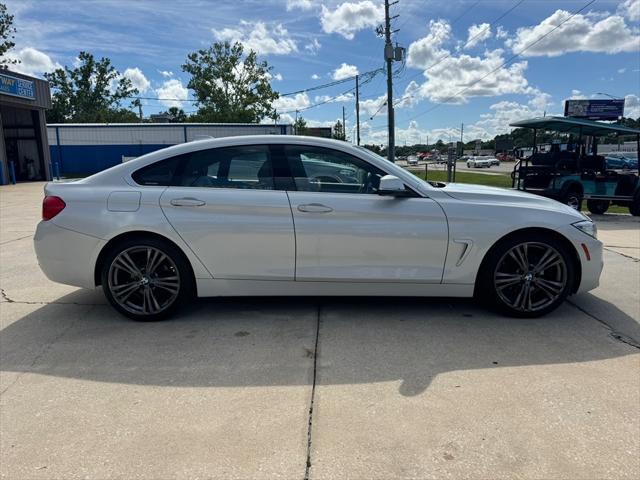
<box><xmin>34</xmin><ymin>221</ymin><xmax>105</xmax><ymax>289</ymax></box>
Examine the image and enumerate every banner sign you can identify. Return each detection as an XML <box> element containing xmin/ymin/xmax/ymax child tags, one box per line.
<box><xmin>0</xmin><ymin>73</ymin><xmax>36</xmax><ymax>100</ymax></box>
<box><xmin>564</xmin><ymin>99</ymin><xmax>625</xmax><ymax>120</ymax></box>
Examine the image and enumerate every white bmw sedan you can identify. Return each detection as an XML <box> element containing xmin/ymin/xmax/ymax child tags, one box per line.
<box><xmin>34</xmin><ymin>136</ymin><xmax>602</xmax><ymax>321</ymax></box>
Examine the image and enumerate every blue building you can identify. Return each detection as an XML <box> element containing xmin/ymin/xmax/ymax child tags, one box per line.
<box><xmin>47</xmin><ymin>123</ymin><xmax>293</xmax><ymax>176</ymax></box>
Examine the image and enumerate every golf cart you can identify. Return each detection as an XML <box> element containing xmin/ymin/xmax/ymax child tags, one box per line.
<box><xmin>509</xmin><ymin>116</ymin><xmax>640</xmax><ymax>216</ymax></box>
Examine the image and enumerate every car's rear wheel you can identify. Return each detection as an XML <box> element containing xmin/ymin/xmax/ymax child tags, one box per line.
<box><xmin>477</xmin><ymin>233</ymin><xmax>575</xmax><ymax>317</ymax></box>
<box><xmin>101</xmin><ymin>237</ymin><xmax>192</xmax><ymax>321</ymax></box>
<box><xmin>586</xmin><ymin>199</ymin><xmax>609</xmax><ymax>215</ymax></box>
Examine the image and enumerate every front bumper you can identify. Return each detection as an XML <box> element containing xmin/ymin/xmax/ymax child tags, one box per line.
<box><xmin>571</xmin><ymin>232</ymin><xmax>603</xmax><ymax>294</ymax></box>
<box><xmin>34</xmin><ymin>221</ymin><xmax>105</xmax><ymax>289</ymax></box>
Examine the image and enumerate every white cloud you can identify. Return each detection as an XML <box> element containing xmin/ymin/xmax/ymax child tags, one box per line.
<box><xmin>213</xmin><ymin>21</ymin><xmax>297</xmax><ymax>55</ymax></box>
<box><xmin>618</xmin><ymin>68</ymin><xmax>627</xmax><ymax>74</ymax></box>
<box><xmin>305</xmin><ymin>38</ymin><xmax>322</xmax><ymax>54</ymax></box>
<box><xmin>406</xmin><ymin>19</ymin><xmax>451</xmax><ymax>69</ymax></box>
<box><xmin>359</xmin><ymin>94</ymin><xmax>387</xmax><ymax>116</ymax></box>
<box><xmin>465</xmin><ymin>23</ymin><xmax>492</xmax><ymax>49</ymax></box>
<box><xmin>266</xmin><ymin>72</ymin><xmax>283</xmax><ymax>82</ymax></box>
<box><xmin>507</xmin><ymin>10</ymin><xmax>639</xmax><ymax>57</ymax></box>
<box><xmin>123</xmin><ymin>67</ymin><xmax>150</xmax><ymax>93</ymax></box>
<box><xmin>407</xmin><ymin>20</ymin><xmax>533</xmax><ymax>104</ymax></box>
<box><xmin>273</xmin><ymin>93</ymin><xmax>311</xmax><ymax>112</ymax></box>
<box><xmin>158</xmin><ymin>70</ymin><xmax>174</xmax><ymax>78</ymax></box>
<box><xmin>569</xmin><ymin>89</ymin><xmax>586</xmax><ymax>99</ymax></box>
<box><xmin>5</xmin><ymin>47</ymin><xmax>60</xmax><ymax>76</ymax></box>
<box><xmin>311</xmin><ymin>73</ymin><xmax>320</xmax><ymax>80</ymax></box>
<box><xmin>332</xmin><ymin>62</ymin><xmax>359</xmax><ymax>80</ymax></box>
<box><xmin>155</xmin><ymin>79</ymin><xmax>189</xmax><ymax>108</ymax></box>
<box><xmin>496</xmin><ymin>26</ymin><xmax>508</xmax><ymax>39</ymax></box>
<box><xmin>618</xmin><ymin>0</ymin><xmax>640</xmax><ymax>21</ymax></box>
<box><xmin>321</xmin><ymin>1</ymin><xmax>384</xmax><ymax>40</ymax></box>
<box><xmin>314</xmin><ymin>92</ymin><xmax>355</xmax><ymax>103</ymax></box>
<box><xmin>287</xmin><ymin>0</ymin><xmax>314</xmax><ymax>10</ymax></box>
<box><xmin>624</xmin><ymin>94</ymin><xmax>640</xmax><ymax>118</ymax></box>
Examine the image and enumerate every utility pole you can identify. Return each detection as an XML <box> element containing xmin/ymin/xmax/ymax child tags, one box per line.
<box><xmin>342</xmin><ymin>106</ymin><xmax>346</xmax><ymax>141</ymax></box>
<box><xmin>355</xmin><ymin>74</ymin><xmax>361</xmax><ymax>145</ymax></box>
<box><xmin>294</xmin><ymin>109</ymin><xmax>298</xmax><ymax>135</ymax></box>
<box><xmin>383</xmin><ymin>0</ymin><xmax>397</xmax><ymax>162</ymax></box>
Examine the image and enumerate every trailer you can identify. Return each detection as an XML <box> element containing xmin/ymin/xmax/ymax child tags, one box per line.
<box><xmin>509</xmin><ymin>116</ymin><xmax>640</xmax><ymax>216</ymax></box>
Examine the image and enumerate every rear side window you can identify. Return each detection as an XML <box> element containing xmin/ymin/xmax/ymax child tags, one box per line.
<box><xmin>131</xmin><ymin>157</ymin><xmax>181</xmax><ymax>186</ymax></box>
<box><xmin>176</xmin><ymin>145</ymin><xmax>274</xmax><ymax>190</ymax></box>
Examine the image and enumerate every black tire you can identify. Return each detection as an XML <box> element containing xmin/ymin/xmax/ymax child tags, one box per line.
<box><xmin>476</xmin><ymin>232</ymin><xmax>576</xmax><ymax>318</ymax></box>
<box><xmin>560</xmin><ymin>186</ymin><xmax>583</xmax><ymax>211</ymax></box>
<box><xmin>630</xmin><ymin>192</ymin><xmax>640</xmax><ymax>216</ymax></box>
<box><xmin>101</xmin><ymin>236</ymin><xmax>194</xmax><ymax>321</ymax></box>
<box><xmin>586</xmin><ymin>199</ymin><xmax>610</xmax><ymax>215</ymax></box>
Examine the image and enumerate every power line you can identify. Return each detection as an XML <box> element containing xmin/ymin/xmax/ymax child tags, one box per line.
<box><xmin>279</xmin><ymin>68</ymin><xmax>384</xmax><ymax>97</ymax></box>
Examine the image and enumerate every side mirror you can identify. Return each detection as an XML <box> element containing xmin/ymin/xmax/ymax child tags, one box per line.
<box><xmin>378</xmin><ymin>175</ymin><xmax>409</xmax><ymax>196</ymax></box>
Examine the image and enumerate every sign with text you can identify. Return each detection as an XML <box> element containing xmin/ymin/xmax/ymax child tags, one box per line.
<box><xmin>0</xmin><ymin>73</ymin><xmax>36</xmax><ymax>100</ymax></box>
<box><xmin>564</xmin><ymin>99</ymin><xmax>625</xmax><ymax>120</ymax></box>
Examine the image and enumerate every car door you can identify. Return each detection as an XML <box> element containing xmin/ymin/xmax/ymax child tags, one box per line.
<box><xmin>283</xmin><ymin>144</ymin><xmax>448</xmax><ymax>282</ymax></box>
<box><xmin>158</xmin><ymin>144</ymin><xmax>295</xmax><ymax>280</ymax></box>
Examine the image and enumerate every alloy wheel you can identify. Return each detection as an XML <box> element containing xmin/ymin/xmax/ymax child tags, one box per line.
<box><xmin>493</xmin><ymin>242</ymin><xmax>567</xmax><ymax>313</ymax></box>
<box><xmin>107</xmin><ymin>246</ymin><xmax>181</xmax><ymax>316</ymax></box>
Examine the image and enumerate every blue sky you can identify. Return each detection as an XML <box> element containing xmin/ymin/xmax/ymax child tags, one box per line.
<box><xmin>5</xmin><ymin>0</ymin><xmax>640</xmax><ymax>144</ymax></box>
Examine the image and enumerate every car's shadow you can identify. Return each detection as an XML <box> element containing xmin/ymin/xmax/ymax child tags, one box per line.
<box><xmin>1</xmin><ymin>290</ymin><xmax>638</xmax><ymax>396</ymax></box>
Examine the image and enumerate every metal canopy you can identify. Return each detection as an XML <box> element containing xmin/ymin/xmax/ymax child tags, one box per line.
<box><xmin>509</xmin><ymin>116</ymin><xmax>640</xmax><ymax>137</ymax></box>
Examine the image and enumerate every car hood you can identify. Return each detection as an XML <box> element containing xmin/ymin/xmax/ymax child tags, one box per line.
<box><xmin>441</xmin><ymin>183</ymin><xmax>586</xmax><ymax>219</ymax></box>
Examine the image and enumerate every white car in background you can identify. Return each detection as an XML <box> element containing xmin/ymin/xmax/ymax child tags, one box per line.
<box><xmin>407</xmin><ymin>155</ymin><xmax>419</xmax><ymax>165</ymax></box>
<box><xmin>467</xmin><ymin>156</ymin><xmax>500</xmax><ymax>168</ymax></box>
<box><xmin>34</xmin><ymin>136</ymin><xmax>602</xmax><ymax>321</ymax></box>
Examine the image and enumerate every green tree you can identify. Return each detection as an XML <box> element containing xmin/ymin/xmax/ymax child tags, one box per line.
<box><xmin>44</xmin><ymin>51</ymin><xmax>139</xmax><ymax>123</ymax></box>
<box><xmin>294</xmin><ymin>115</ymin><xmax>308</xmax><ymax>135</ymax></box>
<box><xmin>332</xmin><ymin>120</ymin><xmax>346</xmax><ymax>140</ymax></box>
<box><xmin>158</xmin><ymin>106</ymin><xmax>188</xmax><ymax>123</ymax></box>
<box><xmin>0</xmin><ymin>2</ymin><xmax>18</xmax><ymax>68</ymax></box>
<box><xmin>182</xmin><ymin>41</ymin><xmax>278</xmax><ymax>123</ymax></box>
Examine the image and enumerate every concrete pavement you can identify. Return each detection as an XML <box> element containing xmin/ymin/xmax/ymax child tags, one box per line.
<box><xmin>1</xmin><ymin>182</ymin><xmax>639</xmax><ymax>479</ymax></box>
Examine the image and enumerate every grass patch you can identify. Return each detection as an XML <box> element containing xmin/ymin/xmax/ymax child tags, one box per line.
<box><xmin>410</xmin><ymin>168</ymin><xmax>630</xmax><ymax>214</ymax></box>
<box><xmin>413</xmin><ymin>169</ymin><xmax>513</xmax><ymax>188</ymax></box>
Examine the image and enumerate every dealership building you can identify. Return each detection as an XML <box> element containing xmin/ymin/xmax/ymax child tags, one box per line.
<box><xmin>47</xmin><ymin>123</ymin><xmax>293</xmax><ymax>176</ymax></box>
<box><xmin>0</xmin><ymin>70</ymin><xmax>52</xmax><ymax>184</ymax></box>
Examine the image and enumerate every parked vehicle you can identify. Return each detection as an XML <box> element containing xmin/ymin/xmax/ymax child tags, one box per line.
<box><xmin>604</xmin><ymin>152</ymin><xmax>638</xmax><ymax>171</ymax></box>
<box><xmin>407</xmin><ymin>155</ymin><xmax>419</xmax><ymax>165</ymax></box>
<box><xmin>510</xmin><ymin>117</ymin><xmax>640</xmax><ymax>216</ymax></box>
<box><xmin>467</xmin><ymin>156</ymin><xmax>498</xmax><ymax>168</ymax></box>
<box><xmin>35</xmin><ymin>135</ymin><xmax>602</xmax><ymax>321</ymax></box>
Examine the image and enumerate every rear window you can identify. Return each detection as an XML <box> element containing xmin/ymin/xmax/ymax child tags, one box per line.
<box><xmin>131</xmin><ymin>157</ymin><xmax>181</xmax><ymax>186</ymax></box>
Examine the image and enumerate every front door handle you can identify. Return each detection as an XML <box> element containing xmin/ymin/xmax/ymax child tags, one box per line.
<box><xmin>297</xmin><ymin>203</ymin><xmax>333</xmax><ymax>213</ymax></box>
<box><xmin>170</xmin><ymin>197</ymin><xmax>206</xmax><ymax>207</ymax></box>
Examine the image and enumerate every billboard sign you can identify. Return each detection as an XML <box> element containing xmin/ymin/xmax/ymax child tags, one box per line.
<box><xmin>0</xmin><ymin>73</ymin><xmax>36</xmax><ymax>100</ymax></box>
<box><xmin>564</xmin><ymin>99</ymin><xmax>625</xmax><ymax>120</ymax></box>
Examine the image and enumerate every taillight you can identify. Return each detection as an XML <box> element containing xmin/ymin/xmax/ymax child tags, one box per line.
<box><xmin>42</xmin><ymin>196</ymin><xmax>66</xmax><ymax>221</ymax></box>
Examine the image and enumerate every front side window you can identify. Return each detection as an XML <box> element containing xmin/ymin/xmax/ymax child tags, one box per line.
<box><xmin>285</xmin><ymin>145</ymin><xmax>385</xmax><ymax>194</ymax></box>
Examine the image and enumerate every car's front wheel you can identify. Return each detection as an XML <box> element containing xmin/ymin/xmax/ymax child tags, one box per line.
<box><xmin>101</xmin><ymin>237</ymin><xmax>193</xmax><ymax>321</ymax></box>
<box><xmin>477</xmin><ymin>233</ymin><xmax>576</xmax><ymax>317</ymax></box>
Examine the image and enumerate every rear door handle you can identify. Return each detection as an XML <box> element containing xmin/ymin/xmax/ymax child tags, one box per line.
<box><xmin>297</xmin><ymin>203</ymin><xmax>333</xmax><ymax>213</ymax></box>
<box><xmin>170</xmin><ymin>197</ymin><xmax>206</xmax><ymax>207</ymax></box>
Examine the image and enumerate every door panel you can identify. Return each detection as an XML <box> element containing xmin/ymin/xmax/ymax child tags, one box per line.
<box><xmin>155</xmin><ymin>144</ymin><xmax>295</xmax><ymax>280</ymax></box>
<box><xmin>288</xmin><ymin>191</ymin><xmax>448</xmax><ymax>282</ymax></box>
<box><xmin>161</xmin><ymin>188</ymin><xmax>295</xmax><ymax>279</ymax></box>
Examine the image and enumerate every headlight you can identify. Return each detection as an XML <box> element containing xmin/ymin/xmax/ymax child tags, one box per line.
<box><xmin>572</xmin><ymin>220</ymin><xmax>597</xmax><ymax>239</ymax></box>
